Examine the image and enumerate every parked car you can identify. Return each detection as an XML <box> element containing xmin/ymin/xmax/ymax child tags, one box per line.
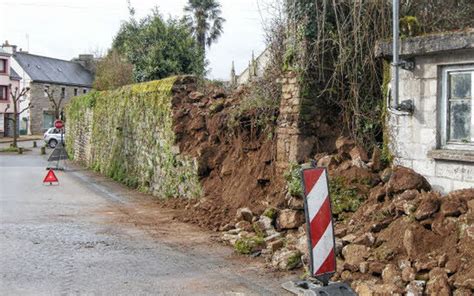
<box><xmin>44</xmin><ymin>128</ymin><xmax>64</xmax><ymax>148</ymax></box>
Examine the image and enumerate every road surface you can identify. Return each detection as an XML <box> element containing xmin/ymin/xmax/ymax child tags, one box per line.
<box><xmin>0</xmin><ymin>148</ymin><xmax>294</xmax><ymax>295</ymax></box>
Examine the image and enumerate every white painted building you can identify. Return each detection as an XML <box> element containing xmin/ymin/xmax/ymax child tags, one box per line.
<box><xmin>231</xmin><ymin>48</ymin><xmax>271</xmax><ymax>85</ymax></box>
<box><xmin>377</xmin><ymin>29</ymin><xmax>474</xmax><ymax>193</ymax></box>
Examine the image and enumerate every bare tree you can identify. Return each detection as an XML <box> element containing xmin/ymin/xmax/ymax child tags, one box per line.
<box><xmin>93</xmin><ymin>49</ymin><xmax>134</xmax><ymax>91</ymax></box>
<box><xmin>44</xmin><ymin>88</ymin><xmax>64</xmax><ymax>120</ymax></box>
<box><xmin>4</xmin><ymin>86</ymin><xmax>31</xmax><ymax>148</ymax></box>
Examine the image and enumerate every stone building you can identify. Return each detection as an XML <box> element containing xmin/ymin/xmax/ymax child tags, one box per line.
<box><xmin>0</xmin><ymin>48</ymin><xmax>21</xmax><ymax>137</ymax></box>
<box><xmin>376</xmin><ymin>29</ymin><xmax>474</xmax><ymax>192</ymax></box>
<box><xmin>1</xmin><ymin>42</ymin><xmax>94</xmax><ymax>135</ymax></box>
<box><xmin>231</xmin><ymin>48</ymin><xmax>270</xmax><ymax>85</ymax></box>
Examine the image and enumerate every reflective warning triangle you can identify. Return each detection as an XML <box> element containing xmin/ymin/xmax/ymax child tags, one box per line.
<box><xmin>43</xmin><ymin>169</ymin><xmax>59</xmax><ymax>184</ymax></box>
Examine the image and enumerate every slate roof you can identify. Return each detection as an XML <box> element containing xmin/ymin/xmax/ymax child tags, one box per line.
<box><xmin>10</xmin><ymin>67</ymin><xmax>21</xmax><ymax>81</ymax></box>
<box><xmin>14</xmin><ymin>52</ymin><xmax>93</xmax><ymax>87</ymax></box>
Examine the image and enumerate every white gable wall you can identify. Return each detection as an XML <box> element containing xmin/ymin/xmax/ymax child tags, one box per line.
<box><xmin>389</xmin><ymin>50</ymin><xmax>474</xmax><ymax>193</ymax></box>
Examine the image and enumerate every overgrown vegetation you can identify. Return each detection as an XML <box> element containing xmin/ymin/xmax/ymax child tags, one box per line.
<box><xmin>227</xmin><ymin>77</ymin><xmax>281</xmax><ymax>139</ymax></box>
<box><xmin>400</xmin><ymin>0</ymin><xmax>474</xmax><ymax>32</ymax></box>
<box><xmin>285</xmin><ymin>0</ymin><xmax>474</xmax><ymax>149</ymax></box>
<box><xmin>286</xmin><ymin>0</ymin><xmax>391</xmax><ymax>148</ymax></box>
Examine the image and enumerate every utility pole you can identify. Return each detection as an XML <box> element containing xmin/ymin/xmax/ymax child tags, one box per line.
<box><xmin>392</xmin><ymin>0</ymin><xmax>399</xmax><ymax>110</ymax></box>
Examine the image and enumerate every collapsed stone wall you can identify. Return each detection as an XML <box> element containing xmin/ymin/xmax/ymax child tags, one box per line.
<box><xmin>276</xmin><ymin>71</ymin><xmax>342</xmax><ymax>171</ymax></box>
<box><xmin>65</xmin><ymin>76</ymin><xmax>202</xmax><ymax>199</ymax></box>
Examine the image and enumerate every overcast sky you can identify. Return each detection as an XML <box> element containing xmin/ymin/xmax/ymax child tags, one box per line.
<box><xmin>0</xmin><ymin>0</ymin><xmax>278</xmax><ymax>80</ymax></box>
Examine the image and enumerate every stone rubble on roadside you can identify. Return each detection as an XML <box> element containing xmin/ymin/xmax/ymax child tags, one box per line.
<box><xmin>218</xmin><ymin>137</ymin><xmax>473</xmax><ymax>294</ymax></box>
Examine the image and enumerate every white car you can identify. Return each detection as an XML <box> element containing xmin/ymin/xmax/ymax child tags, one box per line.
<box><xmin>44</xmin><ymin>128</ymin><xmax>65</xmax><ymax>148</ymax></box>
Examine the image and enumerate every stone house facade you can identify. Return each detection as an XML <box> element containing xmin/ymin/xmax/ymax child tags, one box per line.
<box><xmin>0</xmin><ymin>48</ymin><xmax>21</xmax><ymax>137</ymax></box>
<box><xmin>2</xmin><ymin>42</ymin><xmax>94</xmax><ymax>135</ymax></box>
<box><xmin>376</xmin><ymin>29</ymin><xmax>474</xmax><ymax>193</ymax></box>
<box><xmin>28</xmin><ymin>84</ymin><xmax>91</xmax><ymax>134</ymax></box>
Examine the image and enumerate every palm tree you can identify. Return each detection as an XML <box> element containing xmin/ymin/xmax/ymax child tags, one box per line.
<box><xmin>184</xmin><ymin>0</ymin><xmax>225</xmax><ymax>55</ymax></box>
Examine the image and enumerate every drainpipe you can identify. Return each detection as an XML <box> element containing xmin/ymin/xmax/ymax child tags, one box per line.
<box><xmin>392</xmin><ymin>0</ymin><xmax>399</xmax><ymax>110</ymax></box>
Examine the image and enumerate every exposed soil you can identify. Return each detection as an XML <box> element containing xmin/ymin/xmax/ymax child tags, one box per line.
<box><xmin>162</xmin><ymin>78</ymin><xmax>474</xmax><ymax>294</ymax></box>
<box><xmin>165</xmin><ymin>79</ymin><xmax>286</xmax><ymax>230</ymax></box>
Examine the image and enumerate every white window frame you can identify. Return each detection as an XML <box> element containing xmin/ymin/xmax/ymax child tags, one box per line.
<box><xmin>440</xmin><ymin>64</ymin><xmax>474</xmax><ymax>151</ymax></box>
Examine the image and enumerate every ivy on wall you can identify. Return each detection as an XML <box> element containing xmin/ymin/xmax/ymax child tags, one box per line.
<box><xmin>65</xmin><ymin>77</ymin><xmax>202</xmax><ymax>199</ymax></box>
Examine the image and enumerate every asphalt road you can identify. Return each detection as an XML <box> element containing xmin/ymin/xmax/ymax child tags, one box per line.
<box><xmin>0</xmin><ymin>148</ymin><xmax>294</xmax><ymax>295</ymax></box>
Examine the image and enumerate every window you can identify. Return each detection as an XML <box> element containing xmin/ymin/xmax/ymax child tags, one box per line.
<box><xmin>61</xmin><ymin>87</ymin><xmax>66</xmax><ymax>99</ymax></box>
<box><xmin>441</xmin><ymin>65</ymin><xmax>474</xmax><ymax>149</ymax></box>
<box><xmin>44</xmin><ymin>85</ymin><xmax>50</xmax><ymax>97</ymax></box>
<box><xmin>74</xmin><ymin>88</ymin><xmax>78</xmax><ymax>96</ymax></box>
<box><xmin>0</xmin><ymin>59</ymin><xmax>6</xmax><ymax>73</ymax></box>
<box><xmin>0</xmin><ymin>85</ymin><xmax>8</xmax><ymax>100</ymax></box>
<box><xmin>83</xmin><ymin>88</ymin><xmax>87</xmax><ymax>94</ymax></box>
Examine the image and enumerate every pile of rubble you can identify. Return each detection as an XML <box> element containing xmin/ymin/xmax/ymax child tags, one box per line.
<box><xmin>220</xmin><ymin>206</ymin><xmax>308</xmax><ymax>272</ymax></box>
<box><xmin>167</xmin><ymin>80</ymin><xmax>473</xmax><ymax>294</ymax></box>
<box><xmin>220</xmin><ymin>137</ymin><xmax>473</xmax><ymax>295</ymax></box>
<box><xmin>335</xmin><ymin>173</ymin><xmax>473</xmax><ymax>295</ymax></box>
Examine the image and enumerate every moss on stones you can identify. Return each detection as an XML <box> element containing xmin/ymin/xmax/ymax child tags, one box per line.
<box><xmin>286</xmin><ymin>251</ymin><xmax>303</xmax><ymax>270</ymax></box>
<box><xmin>263</xmin><ymin>208</ymin><xmax>278</xmax><ymax>220</ymax></box>
<box><xmin>65</xmin><ymin>77</ymin><xmax>202</xmax><ymax>199</ymax></box>
<box><xmin>234</xmin><ymin>236</ymin><xmax>266</xmax><ymax>255</ymax></box>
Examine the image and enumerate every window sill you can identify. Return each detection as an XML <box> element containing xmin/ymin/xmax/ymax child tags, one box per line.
<box><xmin>428</xmin><ymin>149</ymin><xmax>474</xmax><ymax>163</ymax></box>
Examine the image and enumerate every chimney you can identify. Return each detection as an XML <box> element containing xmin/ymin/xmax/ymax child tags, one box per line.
<box><xmin>2</xmin><ymin>40</ymin><xmax>17</xmax><ymax>54</ymax></box>
<box><xmin>73</xmin><ymin>54</ymin><xmax>96</xmax><ymax>74</ymax></box>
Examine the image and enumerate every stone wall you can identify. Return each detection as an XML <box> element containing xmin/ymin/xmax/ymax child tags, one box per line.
<box><xmin>276</xmin><ymin>72</ymin><xmax>305</xmax><ymax>170</ymax></box>
<box><xmin>389</xmin><ymin>50</ymin><xmax>474</xmax><ymax>193</ymax></box>
<box><xmin>69</xmin><ymin>108</ymin><xmax>93</xmax><ymax>165</ymax></box>
<box><xmin>275</xmin><ymin>71</ymin><xmax>340</xmax><ymax>171</ymax></box>
<box><xmin>29</xmin><ymin>83</ymin><xmax>90</xmax><ymax>134</ymax></box>
<box><xmin>65</xmin><ymin>76</ymin><xmax>202</xmax><ymax>199</ymax></box>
